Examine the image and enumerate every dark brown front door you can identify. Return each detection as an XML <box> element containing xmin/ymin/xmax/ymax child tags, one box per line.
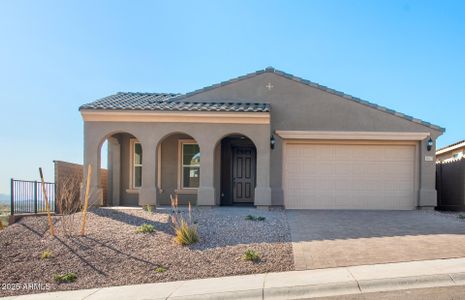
<box><xmin>232</xmin><ymin>147</ymin><xmax>256</xmax><ymax>203</ymax></box>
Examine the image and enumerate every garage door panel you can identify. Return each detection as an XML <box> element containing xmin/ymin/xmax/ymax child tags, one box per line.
<box><xmin>284</xmin><ymin>143</ymin><xmax>416</xmax><ymax>210</ymax></box>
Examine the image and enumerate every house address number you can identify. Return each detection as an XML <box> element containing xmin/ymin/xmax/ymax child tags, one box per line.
<box><xmin>424</xmin><ymin>156</ymin><xmax>434</xmax><ymax>162</ymax></box>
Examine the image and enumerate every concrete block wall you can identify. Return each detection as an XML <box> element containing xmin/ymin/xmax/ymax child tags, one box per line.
<box><xmin>54</xmin><ymin>160</ymin><xmax>108</xmax><ymax>206</ymax></box>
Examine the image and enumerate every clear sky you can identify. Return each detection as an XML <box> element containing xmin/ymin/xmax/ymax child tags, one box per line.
<box><xmin>0</xmin><ymin>0</ymin><xmax>464</xmax><ymax>195</ymax></box>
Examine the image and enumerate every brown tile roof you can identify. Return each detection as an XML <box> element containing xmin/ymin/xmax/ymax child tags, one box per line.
<box><xmin>79</xmin><ymin>92</ymin><xmax>270</xmax><ymax>112</ymax></box>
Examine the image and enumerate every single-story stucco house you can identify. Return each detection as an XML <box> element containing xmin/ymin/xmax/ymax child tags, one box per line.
<box><xmin>79</xmin><ymin>67</ymin><xmax>444</xmax><ymax>210</ymax></box>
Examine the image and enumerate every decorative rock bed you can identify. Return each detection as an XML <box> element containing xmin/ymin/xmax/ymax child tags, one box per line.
<box><xmin>0</xmin><ymin>207</ymin><xmax>293</xmax><ymax>296</ymax></box>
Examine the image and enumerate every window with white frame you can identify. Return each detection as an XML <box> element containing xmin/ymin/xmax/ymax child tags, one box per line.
<box><xmin>179</xmin><ymin>141</ymin><xmax>200</xmax><ymax>189</ymax></box>
<box><xmin>130</xmin><ymin>139</ymin><xmax>143</xmax><ymax>189</ymax></box>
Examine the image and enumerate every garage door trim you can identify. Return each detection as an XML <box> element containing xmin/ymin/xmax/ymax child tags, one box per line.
<box><xmin>276</xmin><ymin>130</ymin><xmax>430</xmax><ymax>141</ymax></box>
<box><xmin>282</xmin><ymin>139</ymin><xmax>420</xmax><ymax>210</ymax></box>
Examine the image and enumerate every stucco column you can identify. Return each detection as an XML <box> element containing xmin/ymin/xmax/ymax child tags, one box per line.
<box><xmin>138</xmin><ymin>141</ymin><xmax>157</xmax><ymax>206</ymax></box>
<box><xmin>255</xmin><ymin>142</ymin><xmax>272</xmax><ymax>207</ymax></box>
<box><xmin>197</xmin><ymin>142</ymin><xmax>215</xmax><ymax>206</ymax></box>
<box><xmin>81</xmin><ymin>126</ymin><xmax>103</xmax><ymax>206</ymax></box>
<box><xmin>418</xmin><ymin>137</ymin><xmax>437</xmax><ymax>209</ymax></box>
<box><xmin>107</xmin><ymin>137</ymin><xmax>120</xmax><ymax>206</ymax></box>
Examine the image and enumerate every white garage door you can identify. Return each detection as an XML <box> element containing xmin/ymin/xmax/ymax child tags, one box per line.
<box><xmin>283</xmin><ymin>143</ymin><xmax>416</xmax><ymax>210</ymax></box>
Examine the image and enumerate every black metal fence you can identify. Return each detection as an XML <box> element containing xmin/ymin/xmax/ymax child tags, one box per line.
<box><xmin>10</xmin><ymin>179</ymin><xmax>56</xmax><ymax>215</ymax></box>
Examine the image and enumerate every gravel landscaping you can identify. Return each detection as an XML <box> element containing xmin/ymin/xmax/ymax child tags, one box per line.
<box><xmin>0</xmin><ymin>207</ymin><xmax>293</xmax><ymax>296</ymax></box>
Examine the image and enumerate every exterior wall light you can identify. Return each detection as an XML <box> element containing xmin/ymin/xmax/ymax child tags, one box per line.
<box><xmin>427</xmin><ymin>137</ymin><xmax>433</xmax><ymax>152</ymax></box>
<box><xmin>270</xmin><ymin>135</ymin><xmax>276</xmax><ymax>150</ymax></box>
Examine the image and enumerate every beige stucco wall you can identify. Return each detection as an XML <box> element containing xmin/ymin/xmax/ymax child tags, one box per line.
<box><xmin>82</xmin><ymin>121</ymin><xmax>271</xmax><ymax>207</ymax></box>
<box><xmin>110</xmin><ymin>133</ymin><xmax>199</xmax><ymax>206</ymax></box>
<box><xmin>81</xmin><ymin>71</ymin><xmax>443</xmax><ymax>208</ymax></box>
<box><xmin>110</xmin><ymin>133</ymin><xmax>138</xmax><ymax>206</ymax></box>
<box><xmin>106</xmin><ymin>132</ymin><xmax>238</xmax><ymax>206</ymax></box>
<box><xmin>157</xmin><ymin>133</ymin><xmax>198</xmax><ymax>205</ymax></box>
<box><xmin>180</xmin><ymin>72</ymin><xmax>442</xmax><ymax>208</ymax></box>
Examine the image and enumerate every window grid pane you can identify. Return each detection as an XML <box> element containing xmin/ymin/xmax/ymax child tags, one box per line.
<box><xmin>134</xmin><ymin>166</ymin><xmax>142</xmax><ymax>188</ymax></box>
<box><xmin>133</xmin><ymin>141</ymin><xmax>142</xmax><ymax>189</ymax></box>
<box><xmin>181</xmin><ymin>143</ymin><xmax>200</xmax><ymax>188</ymax></box>
<box><xmin>183</xmin><ymin>166</ymin><xmax>200</xmax><ymax>188</ymax></box>
<box><xmin>183</xmin><ymin>144</ymin><xmax>200</xmax><ymax>166</ymax></box>
<box><xmin>134</xmin><ymin>143</ymin><xmax>142</xmax><ymax>165</ymax></box>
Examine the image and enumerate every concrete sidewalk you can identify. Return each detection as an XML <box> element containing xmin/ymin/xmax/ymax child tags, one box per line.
<box><xmin>4</xmin><ymin>257</ymin><xmax>465</xmax><ymax>300</ymax></box>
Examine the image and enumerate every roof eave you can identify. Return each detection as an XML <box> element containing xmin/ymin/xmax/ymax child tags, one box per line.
<box><xmin>436</xmin><ymin>141</ymin><xmax>465</xmax><ymax>155</ymax></box>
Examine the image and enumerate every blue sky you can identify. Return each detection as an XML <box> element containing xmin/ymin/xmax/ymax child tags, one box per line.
<box><xmin>0</xmin><ymin>0</ymin><xmax>464</xmax><ymax>195</ymax></box>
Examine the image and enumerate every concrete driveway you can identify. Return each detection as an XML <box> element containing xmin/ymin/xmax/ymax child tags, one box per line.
<box><xmin>287</xmin><ymin>210</ymin><xmax>465</xmax><ymax>270</ymax></box>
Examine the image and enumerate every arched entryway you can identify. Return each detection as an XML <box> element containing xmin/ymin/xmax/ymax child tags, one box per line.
<box><xmin>216</xmin><ymin>134</ymin><xmax>257</xmax><ymax>206</ymax></box>
<box><xmin>156</xmin><ymin>132</ymin><xmax>200</xmax><ymax>206</ymax></box>
<box><xmin>98</xmin><ymin>131</ymin><xmax>142</xmax><ymax>207</ymax></box>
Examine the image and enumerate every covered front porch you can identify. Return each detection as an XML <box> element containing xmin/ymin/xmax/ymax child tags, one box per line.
<box><xmin>80</xmin><ymin>108</ymin><xmax>272</xmax><ymax>208</ymax></box>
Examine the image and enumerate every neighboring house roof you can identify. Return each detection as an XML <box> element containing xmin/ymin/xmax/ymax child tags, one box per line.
<box><xmin>79</xmin><ymin>92</ymin><xmax>270</xmax><ymax>112</ymax></box>
<box><xmin>80</xmin><ymin>67</ymin><xmax>444</xmax><ymax>132</ymax></box>
<box><xmin>436</xmin><ymin>139</ymin><xmax>465</xmax><ymax>155</ymax></box>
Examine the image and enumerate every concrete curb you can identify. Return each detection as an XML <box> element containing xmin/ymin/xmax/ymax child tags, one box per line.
<box><xmin>357</xmin><ymin>274</ymin><xmax>455</xmax><ymax>293</ymax></box>
<box><xmin>3</xmin><ymin>258</ymin><xmax>465</xmax><ymax>300</ymax></box>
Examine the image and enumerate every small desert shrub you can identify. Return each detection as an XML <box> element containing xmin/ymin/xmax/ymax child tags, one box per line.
<box><xmin>170</xmin><ymin>195</ymin><xmax>199</xmax><ymax>246</ymax></box>
<box><xmin>135</xmin><ymin>223</ymin><xmax>155</xmax><ymax>234</ymax></box>
<box><xmin>243</xmin><ymin>249</ymin><xmax>260</xmax><ymax>262</ymax></box>
<box><xmin>53</xmin><ymin>272</ymin><xmax>77</xmax><ymax>283</ymax></box>
<box><xmin>245</xmin><ymin>215</ymin><xmax>266</xmax><ymax>221</ymax></box>
<box><xmin>245</xmin><ymin>215</ymin><xmax>254</xmax><ymax>220</ymax></box>
<box><xmin>40</xmin><ymin>250</ymin><xmax>53</xmax><ymax>260</ymax></box>
<box><xmin>458</xmin><ymin>214</ymin><xmax>465</xmax><ymax>219</ymax></box>
<box><xmin>175</xmin><ymin>219</ymin><xmax>199</xmax><ymax>245</ymax></box>
<box><xmin>56</xmin><ymin>175</ymin><xmax>82</xmax><ymax>237</ymax></box>
<box><xmin>154</xmin><ymin>266</ymin><xmax>167</xmax><ymax>273</ymax></box>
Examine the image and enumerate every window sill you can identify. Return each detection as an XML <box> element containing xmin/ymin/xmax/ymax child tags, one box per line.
<box><xmin>126</xmin><ymin>189</ymin><xmax>140</xmax><ymax>194</ymax></box>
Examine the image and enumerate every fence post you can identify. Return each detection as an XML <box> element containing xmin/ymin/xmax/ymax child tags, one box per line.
<box><xmin>54</xmin><ymin>182</ymin><xmax>57</xmax><ymax>213</ymax></box>
<box><xmin>10</xmin><ymin>179</ymin><xmax>14</xmax><ymax>215</ymax></box>
<box><xmin>34</xmin><ymin>181</ymin><xmax>38</xmax><ymax>214</ymax></box>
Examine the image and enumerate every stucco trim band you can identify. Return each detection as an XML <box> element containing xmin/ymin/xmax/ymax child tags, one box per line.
<box><xmin>275</xmin><ymin>130</ymin><xmax>430</xmax><ymax>141</ymax></box>
<box><xmin>81</xmin><ymin>110</ymin><xmax>270</xmax><ymax>124</ymax></box>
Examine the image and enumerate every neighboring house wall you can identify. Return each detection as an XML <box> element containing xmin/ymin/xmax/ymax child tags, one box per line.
<box><xmin>437</xmin><ymin>158</ymin><xmax>465</xmax><ymax>211</ymax></box>
<box><xmin>180</xmin><ymin>72</ymin><xmax>442</xmax><ymax>207</ymax></box>
<box><xmin>437</xmin><ymin>147</ymin><xmax>465</xmax><ymax>162</ymax></box>
<box><xmin>54</xmin><ymin>160</ymin><xmax>108</xmax><ymax>206</ymax></box>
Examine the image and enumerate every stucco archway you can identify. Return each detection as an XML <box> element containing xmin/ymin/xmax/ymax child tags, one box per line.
<box><xmin>155</xmin><ymin>132</ymin><xmax>200</xmax><ymax>206</ymax></box>
<box><xmin>214</xmin><ymin>133</ymin><xmax>258</xmax><ymax>206</ymax></box>
<box><xmin>97</xmin><ymin>131</ymin><xmax>144</xmax><ymax>207</ymax></box>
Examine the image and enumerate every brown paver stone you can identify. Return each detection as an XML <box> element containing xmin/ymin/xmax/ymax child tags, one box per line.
<box><xmin>287</xmin><ymin>210</ymin><xmax>465</xmax><ymax>270</ymax></box>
